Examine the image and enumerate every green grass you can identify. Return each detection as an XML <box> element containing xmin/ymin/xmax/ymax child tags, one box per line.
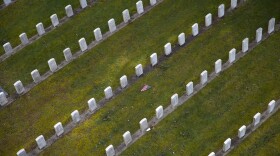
<box><xmin>0</xmin><ymin>0</ymin><xmax>80</xmax><ymax>48</ymax></box>
<box><xmin>35</xmin><ymin>0</ymin><xmax>280</xmax><ymax>155</ymax></box>
<box><xmin>0</xmin><ymin>0</ymin><xmax>230</xmax><ymax>154</ymax></box>
<box><xmin>230</xmin><ymin>111</ymin><xmax>280</xmax><ymax>156</ymax></box>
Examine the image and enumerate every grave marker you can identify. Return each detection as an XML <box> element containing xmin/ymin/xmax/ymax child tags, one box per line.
<box><xmin>104</xmin><ymin>86</ymin><xmax>113</xmax><ymax>99</ymax></box>
<box><xmin>63</xmin><ymin>48</ymin><xmax>72</xmax><ymax>61</ymax></box>
<box><xmin>242</xmin><ymin>38</ymin><xmax>249</xmax><ymax>53</ymax></box>
<box><xmin>35</xmin><ymin>135</ymin><xmax>47</xmax><ymax>149</ymax></box>
<box><xmin>71</xmin><ymin>110</ymin><xmax>81</xmax><ymax>123</ymax></box>
<box><xmin>50</xmin><ymin>14</ymin><xmax>59</xmax><ymax>27</ymax></box>
<box><xmin>105</xmin><ymin>145</ymin><xmax>115</xmax><ymax>156</ymax></box>
<box><xmin>123</xmin><ymin>131</ymin><xmax>132</xmax><ymax>146</ymax></box>
<box><xmin>150</xmin><ymin>53</ymin><xmax>158</xmax><ymax>66</ymax></box>
<box><xmin>238</xmin><ymin>125</ymin><xmax>246</xmax><ymax>138</ymax></box>
<box><xmin>171</xmin><ymin>93</ymin><xmax>179</xmax><ymax>108</ymax></box>
<box><xmin>156</xmin><ymin>105</ymin><xmax>163</xmax><ymax>119</ymax></box>
<box><xmin>267</xmin><ymin>100</ymin><xmax>275</xmax><ymax>114</ymax></box>
<box><xmin>253</xmin><ymin>112</ymin><xmax>261</xmax><ymax>127</ymax></box>
<box><xmin>79</xmin><ymin>38</ymin><xmax>88</xmax><ymax>52</ymax></box>
<box><xmin>19</xmin><ymin>33</ymin><xmax>29</xmax><ymax>45</ymax></box>
<box><xmin>200</xmin><ymin>70</ymin><xmax>208</xmax><ymax>85</ymax></box>
<box><xmin>178</xmin><ymin>33</ymin><xmax>185</xmax><ymax>46</ymax></box>
<box><xmin>192</xmin><ymin>23</ymin><xmax>199</xmax><ymax>36</ymax></box>
<box><xmin>54</xmin><ymin>122</ymin><xmax>64</xmax><ymax>136</ymax></box>
<box><xmin>88</xmin><ymin>98</ymin><xmax>97</xmax><ymax>111</ymax></box>
<box><xmin>136</xmin><ymin>1</ymin><xmax>144</xmax><ymax>14</ymax></box>
<box><xmin>205</xmin><ymin>13</ymin><xmax>212</xmax><ymax>27</ymax></box>
<box><xmin>31</xmin><ymin>69</ymin><xmax>41</xmax><ymax>83</ymax></box>
<box><xmin>94</xmin><ymin>28</ymin><xmax>102</xmax><ymax>41</ymax></box>
<box><xmin>218</xmin><ymin>4</ymin><xmax>225</xmax><ymax>18</ymax></box>
<box><xmin>120</xmin><ymin>75</ymin><xmax>128</xmax><ymax>88</ymax></box>
<box><xmin>135</xmin><ymin>64</ymin><xmax>143</xmax><ymax>77</ymax></box>
<box><xmin>164</xmin><ymin>43</ymin><xmax>172</xmax><ymax>56</ymax></box>
<box><xmin>229</xmin><ymin>48</ymin><xmax>236</xmax><ymax>63</ymax></box>
<box><xmin>36</xmin><ymin>23</ymin><xmax>45</xmax><ymax>36</ymax></box>
<box><xmin>223</xmin><ymin>138</ymin><xmax>231</xmax><ymax>152</ymax></box>
<box><xmin>48</xmin><ymin>58</ymin><xmax>58</xmax><ymax>72</ymax></box>
<box><xmin>14</xmin><ymin>80</ymin><xmax>25</xmax><ymax>94</ymax></box>
<box><xmin>0</xmin><ymin>92</ymin><xmax>8</xmax><ymax>106</ymax></box>
<box><xmin>79</xmin><ymin>0</ymin><xmax>87</xmax><ymax>9</ymax></box>
<box><xmin>65</xmin><ymin>5</ymin><xmax>74</xmax><ymax>17</ymax></box>
<box><xmin>122</xmin><ymin>9</ymin><xmax>131</xmax><ymax>23</ymax></box>
<box><xmin>215</xmin><ymin>59</ymin><xmax>222</xmax><ymax>74</ymax></box>
<box><xmin>3</xmin><ymin>42</ymin><xmax>13</xmax><ymax>54</ymax></box>
<box><xmin>108</xmin><ymin>19</ymin><xmax>116</xmax><ymax>33</ymax></box>
<box><xmin>139</xmin><ymin>118</ymin><xmax>148</xmax><ymax>132</ymax></box>
<box><xmin>256</xmin><ymin>28</ymin><xmax>263</xmax><ymax>43</ymax></box>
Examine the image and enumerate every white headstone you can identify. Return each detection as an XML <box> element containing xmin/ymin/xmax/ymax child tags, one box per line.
<box><xmin>135</xmin><ymin>64</ymin><xmax>143</xmax><ymax>77</ymax></box>
<box><xmin>54</xmin><ymin>122</ymin><xmax>64</xmax><ymax>136</ymax></box>
<box><xmin>108</xmin><ymin>18</ymin><xmax>116</xmax><ymax>33</ymax></box>
<box><xmin>229</xmin><ymin>48</ymin><xmax>236</xmax><ymax>63</ymax></box>
<box><xmin>171</xmin><ymin>93</ymin><xmax>179</xmax><ymax>108</ymax></box>
<box><xmin>3</xmin><ymin>42</ymin><xmax>13</xmax><ymax>54</ymax></box>
<box><xmin>79</xmin><ymin>0</ymin><xmax>87</xmax><ymax>9</ymax></box>
<box><xmin>79</xmin><ymin>38</ymin><xmax>88</xmax><ymax>52</ymax></box>
<box><xmin>65</xmin><ymin>5</ymin><xmax>74</xmax><ymax>17</ymax></box>
<box><xmin>123</xmin><ymin>131</ymin><xmax>132</xmax><ymax>146</ymax></box>
<box><xmin>267</xmin><ymin>100</ymin><xmax>276</xmax><ymax>114</ymax></box>
<box><xmin>122</xmin><ymin>9</ymin><xmax>131</xmax><ymax>23</ymax></box>
<box><xmin>223</xmin><ymin>138</ymin><xmax>231</xmax><ymax>152</ymax></box>
<box><xmin>136</xmin><ymin>1</ymin><xmax>144</xmax><ymax>14</ymax></box>
<box><xmin>253</xmin><ymin>112</ymin><xmax>261</xmax><ymax>127</ymax></box>
<box><xmin>31</xmin><ymin>69</ymin><xmax>41</xmax><ymax>83</ymax></box>
<box><xmin>200</xmin><ymin>70</ymin><xmax>208</xmax><ymax>85</ymax></box>
<box><xmin>36</xmin><ymin>23</ymin><xmax>45</xmax><ymax>36</ymax></box>
<box><xmin>231</xmin><ymin>0</ymin><xmax>237</xmax><ymax>9</ymax></box>
<box><xmin>63</xmin><ymin>48</ymin><xmax>72</xmax><ymax>62</ymax></box>
<box><xmin>256</xmin><ymin>28</ymin><xmax>263</xmax><ymax>43</ymax></box>
<box><xmin>192</xmin><ymin>23</ymin><xmax>199</xmax><ymax>36</ymax></box>
<box><xmin>35</xmin><ymin>135</ymin><xmax>47</xmax><ymax>149</ymax></box>
<box><xmin>215</xmin><ymin>59</ymin><xmax>222</xmax><ymax>74</ymax></box>
<box><xmin>105</xmin><ymin>145</ymin><xmax>115</xmax><ymax>156</ymax></box>
<box><xmin>0</xmin><ymin>92</ymin><xmax>8</xmax><ymax>106</ymax></box>
<box><xmin>94</xmin><ymin>28</ymin><xmax>103</xmax><ymax>41</ymax></box>
<box><xmin>4</xmin><ymin>0</ymin><xmax>12</xmax><ymax>5</ymax></box>
<box><xmin>205</xmin><ymin>13</ymin><xmax>212</xmax><ymax>27</ymax></box>
<box><xmin>178</xmin><ymin>33</ymin><xmax>185</xmax><ymax>46</ymax></box>
<box><xmin>268</xmin><ymin>18</ymin><xmax>275</xmax><ymax>34</ymax></box>
<box><xmin>164</xmin><ymin>42</ymin><xmax>172</xmax><ymax>56</ymax></box>
<box><xmin>186</xmin><ymin>82</ymin><xmax>193</xmax><ymax>96</ymax></box>
<box><xmin>208</xmin><ymin>152</ymin><xmax>215</xmax><ymax>156</ymax></box>
<box><xmin>50</xmin><ymin>14</ymin><xmax>59</xmax><ymax>27</ymax></box>
<box><xmin>150</xmin><ymin>53</ymin><xmax>158</xmax><ymax>66</ymax></box>
<box><xmin>218</xmin><ymin>4</ymin><xmax>225</xmax><ymax>18</ymax></box>
<box><xmin>48</xmin><ymin>58</ymin><xmax>58</xmax><ymax>72</ymax></box>
<box><xmin>150</xmin><ymin>0</ymin><xmax>156</xmax><ymax>6</ymax></box>
<box><xmin>238</xmin><ymin>125</ymin><xmax>246</xmax><ymax>138</ymax></box>
<box><xmin>139</xmin><ymin>118</ymin><xmax>148</xmax><ymax>132</ymax></box>
<box><xmin>19</xmin><ymin>33</ymin><xmax>29</xmax><ymax>45</ymax></box>
<box><xmin>17</xmin><ymin>149</ymin><xmax>27</xmax><ymax>156</ymax></box>
<box><xmin>71</xmin><ymin>110</ymin><xmax>81</xmax><ymax>123</ymax></box>
<box><xmin>14</xmin><ymin>80</ymin><xmax>25</xmax><ymax>94</ymax></box>
<box><xmin>242</xmin><ymin>38</ymin><xmax>249</xmax><ymax>53</ymax></box>
<box><xmin>156</xmin><ymin>105</ymin><xmax>163</xmax><ymax>119</ymax></box>
<box><xmin>88</xmin><ymin>98</ymin><xmax>97</xmax><ymax>111</ymax></box>
<box><xmin>120</xmin><ymin>75</ymin><xmax>128</xmax><ymax>88</ymax></box>
<box><xmin>104</xmin><ymin>86</ymin><xmax>113</xmax><ymax>99</ymax></box>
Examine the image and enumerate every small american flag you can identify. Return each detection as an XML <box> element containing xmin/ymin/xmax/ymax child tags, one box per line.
<box><xmin>141</xmin><ymin>84</ymin><xmax>151</xmax><ymax>92</ymax></box>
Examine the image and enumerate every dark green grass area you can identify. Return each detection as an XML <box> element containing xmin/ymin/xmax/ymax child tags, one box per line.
<box><xmin>0</xmin><ymin>0</ymin><xmax>229</xmax><ymax>155</ymax></box>
<box><xmin>230</xmin><ymin>111</ymin><xmax>280</xmax><ymax>156</ymax></box>
<box><xmin>37</xmin><ymin>1</ymin><xmax>280</xmax><ymax>155</ymax></box>
<box><xmin>0</xmin><ymin>0</ymin><xmax>80</xmax><ymax>47</ymax></box>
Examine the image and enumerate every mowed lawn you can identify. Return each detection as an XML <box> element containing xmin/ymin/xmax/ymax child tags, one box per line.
<box><xmin>0</xmin><ymin>0</ymin><xmax>80</xmax><ymax>49</ymax></box>
<box><xmin>40</xmin><ymin>1</ymin><xmax>280</xmax><ymax>155</ymax></box>
<box><xmin>0</xmin><ymin>0</ymin><xmax>228</xmax><ymax>154</ymax></box>
<box><xmin>230</xmin><ymin>111</ymin><xmax>280</xmax><ymax>156</ymax></box>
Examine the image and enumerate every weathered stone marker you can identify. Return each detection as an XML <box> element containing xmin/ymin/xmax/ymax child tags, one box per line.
<box><xmin>205</xmin><ymin>13</ymin><xmax>212</xmax><ymax>27</ymax></box>
<box><xmin>94</xmin><ymin>28</ymin><xmax>103</xmax><ymax>41</ymax></box>
<box><xmin>31</xmin><ymin>69</ymin><xmax>41</xmax><ymax>83</ymax></box>
<box><xmin>268</xmin><ymin>18</ymin><xmax>275</xmax><ymax>34</ymax></box>
<box><xmin>63</xmin><ymin>48</ymin><xmax>72</xmax><ymax>62</ymax></box>
<box><xmin>65</xmin><ymin>5</ymin><xmax>74</xmax><ymax>17</ymax></box>
<box><xmin>122</xmin><ymin>9</ymin><xmax>131</xmax><ymax>23</ymax></box>
<box><xmin>178</xmin><ymin>33</ymin><xmax>185</xmax><ymax>46</ymax></box>
<box><xmin>104</xmin><ymin>86</ymin><xmax>113</xmax><ymax>99</ymax></box>
<box><xmin>253</xmin><ymin>112</ymin><xmax>261</xmax><ymax>127</ymax></box>
<box><xmin>71</xmin><ymin>110</ymin><xmax>81</xmax><ymax>123</ymax></box>
<box><xmin>223</xmin><ymin>138</ymin><xmax>231</xmax><ymax>152</ymax></box>
<box><xmin>105</xmin><ymin>145</ymin><xmax>115</xmax><ymax>156</ymax></box>
<box><xmin>120</xmin><ymin>75</ymin><xmax>128</xmax><ymax>88</ymax></box>
<box><xmin>50</xmin><ymin>14</ymin><xmax>59</xmax><ymax>27</ymax></box>
<box><xmin>4</xmin><ymin>0</ymin><xmax>12</xmax><ymax>5</ymax></box>
<box><xmin>238</xmin><ymin>125</ymin><xmax>246</xmax><ymax>138</ymax></box>
<box><xmin>267</xmin><ymin>100</ymin><xmax>275</xmax><ymax>114</ymax></box>
<box><xmin>171</xmin><ymin>93</ymin><xmax>179</xmax><ymax>108</ymax></box>
<box><xmin>88</xmin><ymin>98</ymin><xmax>97</xmax><ymax>111</ymax></box>
<box><xmin>54</xmin><ymin>122</ymin><xmax>64</xmax><ymax>136</ymax></box>
<box><xmin>135</xmin><ymin>64</ymin><xmax>143</xmax><ymax>77</ymax></box>
<box><xmin>242</xmin><ymin>38</ymin><xmax>249</xmax><ymax>53</ymax></box>
<box><xmin>218</xmin><ymin>4</ymin><xmax>225</xmax><ymax>18</ymax></box>
<box><xmin>192</xmin><ymin>23</ymin><xmax>199</xmax><ymax>36</ymax></box>
<box><xmin>123</xmin><ymin>131</ymin><xmax>132</xmax><ymax>146</ymax></box>
<box><xmin>186</xmin><ymin>81</ymin><xmax>193</xmax><ymax>96</ymax></box>
<box><xmin>150</xmin><ymin>0</ymin><xmax>156</xmax><ymax>6</ymax></box>
<box><xmin>0</xmin><ymin>92</ymin><xmax>8</xmax><ymax>106</ymax></box>
<box><xmin>215</xmin><ymin>59</ymin><xmax>222</xmax><ymax>74</ymax></box>
<box><xmin>156</xmin><ymin>105</ymin><xmax>163</xmax><ymax>119</ymax></box>
<box><xmin>139</xmin><ymin>118</ymin><xmax>148</xmax><ymax>132</ymax></box>
<box><xmin>150</xmin><ymin>53</ymin><xmax>158</xmax><ymax>66</ymax></box>
<box><xmin>136</xmin><ymin>1</ymin><xmax>144</xmax><ymax>14</ymax></box>
<box><xmin>256</xmin><ymin>28</ymin><xmax>263</xmax><ymax>43</ymax></box>
<box><xmin>19</xmin><ymin>33</ymin><xmax>29</xmax><ymax>45</ymax></box>
<box><xmin>200</xmin><ymin>70</ymin><xmax>208</xmax><ymax>85</ymax></box>
<box><xmin>17</xmin><ymin>149</ymin><xmax>27</xmax><ymax>156</ymax></box>
<box><xmin>231</xmin><ymin>0</ymin><xmax>237</xmax><ymax>9</ymax></box>
<box><xmin>35</xmin><ymin>135</ymin><xmax>47</xmax><ymax>149</ymax></box>
<box><xmin>14</xmin><ymin>80</ymin><xmax>25</xmax><ymax>94</ymax></box>
<box><xmin>48</xmin><ymin>58</ymin><xmax>58</xmax><ymax>72</ymax></box>
<box><xmin>3</xmin><ymin>42</ymin><xmax>13</xmax><ymax>54</ymax></box>
<box><xmin>79</xmin><ymin>38</ymin><xmax>88</xmax><ymax>52</ymax></box>
<box><xmin>108</xmin><ymin>18</ymin><xmax>116</xmax><ymax>33</ymax></box>
<box><xmin>36</xmin><ymin>23</ymin><xmax>45</xmax><ymax>36</ymax></box>
<box><xmin>208</xmin><ymin>152</ymin><xmax>215</xmax><ymax>156</ymax></box>
<box><xmin>79</xmin><ymin>0</ymin><xmax>88</xmax><ymax>9</ymax></box>
<box><xmin>229</xmin><ymin>48</ymin><xmax>236</xmax><ymax>63</ymax></box>
<box><xmin>164</xmin><ymin>42</ymin><xmax>172</xmax><ymax>56</ymax></box>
